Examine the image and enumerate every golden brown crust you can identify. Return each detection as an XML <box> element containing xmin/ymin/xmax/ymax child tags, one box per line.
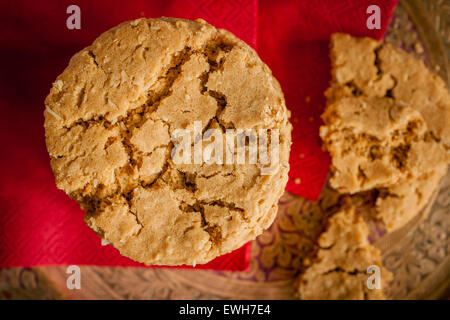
<box><xmin>44</xmin><ymin>18</ymin><xmax>292</xmax><ymax>265</ymax></box>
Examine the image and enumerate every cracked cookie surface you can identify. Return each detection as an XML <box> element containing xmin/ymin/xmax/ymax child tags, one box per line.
<box><xmin>321</xmin><ymin>33</ymin><xmax>450</xmax><ymax>231</ymax></box>
<box><xmin>297</xmin><ymin>204</ymin><xmax>392</xmax><ymax>300</ymax></box>
<box><xmin>44</xmin><ymin>18</ymin><xmax>292</xmax><ymax>266</ymax></box>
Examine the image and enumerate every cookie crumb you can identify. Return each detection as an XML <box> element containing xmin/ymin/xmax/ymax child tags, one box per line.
<box><xmin>45</xmin><ymin>107</ymin><xmax>62</xmax><ymax>121</ymax></box>
<box><xmin>414</xmin><ymin>42</ymin><xmax>424</xmax><ymax>54</ymax></box>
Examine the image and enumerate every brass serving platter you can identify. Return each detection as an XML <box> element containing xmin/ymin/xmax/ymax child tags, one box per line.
<box><xmin>0</xmin><ymin>0</ymin><xmax>448</xmax><ymax>300</ymax></box>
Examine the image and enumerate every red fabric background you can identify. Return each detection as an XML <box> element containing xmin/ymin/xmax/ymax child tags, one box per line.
<box><xmin>0</xmin><ymin>0</ymin><xmax>396</xmax><ymax>269</ymax></box>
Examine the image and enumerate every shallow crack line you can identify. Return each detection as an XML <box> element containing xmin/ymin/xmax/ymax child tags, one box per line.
<box><xmin>87</xmin><ymin>49</ymin><xmax>99</xmax><ymax>67</ymax></box>
<box><xmin>62</xmin><ymin>117</ymin><xmax>113</xmax><ymax>131</ymax></box>
<box><xmin>198</xmin><ymin>38</ymin><xmax>235</xmax><ymax>131</ymax></box>
<box><xmin>142</xmin><ymin>45</ymin><xmax>194</xmax><ymax>111</ymax></box>
<box><xmin>140</xmin><ymin>142</ymin><xmax>174</xmax><ymax>189</ymax></box>
<box><xmin>385</xmin><ymin>75</ymin><xmax>398</xmax><ymax>98</ymax></box>
<box><xmin>197</xmin><ymin>170</ymin><xmax>227</xmax><ymax>180</ymax></box>
<box><xmin>129</xmin><ymin>209</ymin><xmax>144</xmax><ymax>235</ymax></box>
<box><xmin>374</xmin><ymin>45</ymin><xmax>398</xmax><ymax>97</ymax></box>
<box><xmin>373</xmin><ymin>45</ymin><xmax>383</xmax><ymax>76</ymax></box>
<box><xmin>177</xmin><ymin>201</ymin><xmax>214</xmax><ymax>239</ymax></box>
<box><xmin>178</xmin><ymin>197</ymin><xmax>242</xmax><ymax>245</ymax></box>
<box><xmin>357</xmin><ymin>166</ymin><xmax>368</xmax><ymax>185</ymax></box>
<box><xmin>190</xmin><ymin>201</ymin><xmax>223</xmax><ymax>246</ymax></box>
<box><xmin>198</xmin><ymin>199</ymin><xmax>245</xmax><ymax>214</ymax></box>
<box><xmin>322</xmin><ymin>267</ymin><xmax>366</xmax><ymax>276</ymax></box>
<box><xmin>87</xmin><ymin>49</ymin><xmax>109</xmax><ymax>77</ymax></box>
<box><xmin>123</xmin><ymin>192</ymin><xmax>144</xmax><ymax>232</ymax></box>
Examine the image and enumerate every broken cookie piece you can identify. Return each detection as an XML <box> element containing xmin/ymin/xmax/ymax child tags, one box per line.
<box><xmin>327</xmin><ymin>33</ymin><xmax>450</xmax><ymax>151</ymax></box>
<box><xmin>373</xmin><ymin>163</ymin><xmax>447</xmax><ymax>231</ymax></box>
<box><xmin>297</xmin><ymin>205</ymin><xmax>392</xmax><ymax>300</ymax></box>
<box><xmin>321</xmin><ymin>33</ymin><xmax>450</xmax><ymax>231</ymax></box>
<box><xmin>320</xmin><ymin>96</ymin><xmax>448</xmax><ymax>194</ymax></box>
<box><xmin>44</xmin><ymin>18</ymin><xmax>292</xmax><ymax>266</ymax></box>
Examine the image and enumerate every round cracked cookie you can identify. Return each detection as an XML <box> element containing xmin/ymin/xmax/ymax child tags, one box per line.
<box><xmin>44</xmin><ymin>18</ymin><xmax>292</xmax><ymax>265</ymax></box>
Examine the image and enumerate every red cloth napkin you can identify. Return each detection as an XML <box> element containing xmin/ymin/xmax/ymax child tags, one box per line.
<box><xmin>0</xmin><ymin>0</ymin><xmax>396</xmax><ymax>269</ymax></box>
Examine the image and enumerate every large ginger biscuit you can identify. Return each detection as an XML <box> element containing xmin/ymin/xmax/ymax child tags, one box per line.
<box><xmin>44</xmin><ymin>18</ymin><xmax>292</xmax><ymax>265</ymax></box>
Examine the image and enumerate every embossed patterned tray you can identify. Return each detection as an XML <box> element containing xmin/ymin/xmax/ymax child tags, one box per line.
<box><xmin>0</xmin><ymin>0</ymin><xmax>448</xmax><ymax>299</ymax></box>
